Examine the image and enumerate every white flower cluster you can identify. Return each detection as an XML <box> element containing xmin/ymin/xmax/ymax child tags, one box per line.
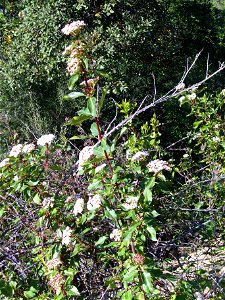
<box><xmin>7</xmin><ymin>143</ymin><xmax>36</xmax><ymax>158</ymax></box>
<box><xmin>123</xmin><ymin>196</ymin><xmax>139</xmax><ymax>210</ymax></box>
<box><xmin>0</xmin><ymin>158</ymin><xmax>9</xmax><ymax>168</ymax></box>
<box><xmin>46</xmin><ymin>256</ymin><xmax>62</xmax><ymax>270</ymax></box>
<box><xmin>212</xmin><ymin>136</ymin><xmax>220</xmax><ymax>143</ymax></box>
<box><xmin>220</xmin><ymin>89</ymin><xmax>225</xmax><ymax>96</ymax></box>
<box><xmin>179</xmin><ymin>95</ymin><xmax>186</xmax><ymax>105</ymax></box>
<box><xmin>131</xmin><ymin>151</ymin><xmax>149</xmax><ymax>161</ymax></box>
<box><xmin>187</xmin><ymin>93</ymin><xmax>196</xmax><ymax>101</ymax></box>
<box><xmin>48</xmin><ymin>273</ymin><xmax>65</xmax><ymax>293</ymax></box>
<box><xmin>73</xmin><ymin>198</ymin><xmax>84</xmax><ymax>216</ymax></box>
<box><xmin>147</xmin><ymin>159</ymin><xmax>170</xmax><ymax>174</ymax></box>
<box><xmin>9</xmin><ymin>144</ymin><xmax>23</xmax><ymax>157</ymax></box>
<box><xmin>66</xmin><ymin>57</ymin><xmax>80</xmax><ymax>75</ymax></box>
<box><xmin>95</xmin><ymin>163</ymin><xmax>106</xmax><ymax>173</ymax></box>
<box><xmin>110</xmin><ymin>229</ymin><xmax>122</xmax><ymax>242</ymax></box>
<box><xmin>37</xmin><ymin>134</ymin><xmax>55</xmax><ymax>146</ymax></box>
<box><xmin>61</xmin><ymin>20</ymin><xmax>86</xmax><ymax>36</ymax></box>
<box><xmin>87</xmin><ymin>194</ymin><xmax>101</xmax><ymax>210</ymax></box>
<box><xmin>176</xmin><ymin>82</ymin><xmax>185</xmax><ymax>91</ymax></box>
<box><xmin>78</xmin><ymin>146</ymin><xmax>94</xmax><ymax>169</ymax></box>
<box><xmin>62</xmin><ymin>226</ymin><xmax>72</xmax><ymax>245</ymax></box>
<box><xmin>42</xmin><ymin>197</ymin><xmax>54</xmax><ymax>208</ymax></box>
<box><xmin>22</xmin><ymin>143</ymin><xmax>35</xmax><ymax>153</ymax></box>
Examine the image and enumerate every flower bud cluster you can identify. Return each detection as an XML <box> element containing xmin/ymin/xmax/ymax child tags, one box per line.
<box><xmin>46</xmin><ymin>257</ymin><xmax>62</xmax><ymax>270</ymax></box>
<box><xmin>61</xmin><ymin>21</ymin><xmax>86</xmax><ymax>36</ymax></box>
<box><xmin>48</xmin><ymin>273</ymin><xmax>65</xmax><ymax>293</ymax></box>
<box><xmin>87</xmin><ymin>194</ymin><xmax>101</xmax><ymax>210</ymax></box>
<box><xmin>78</xmin><ymin>146</ymin><xmax>94</xmax><ymax>169</ymax></box>
<box><xmin>37</xmin><ymin>134</ymin><xmax>55</xmax><ymax>146</ymax></box>
<box><xmin>73</xmin><ymin>198</ymin><xmax>84</xmax><ymax>216</ymax></box>
<box><xmin>62</xmin><ymin>226</ymin><xmax>72</xmax><ymax>245</ymax></box>
<box><xmin>132</xmin><ymin>254</ymin><xmax>145</xmax><ymax>265</ymax></box>
<box><xmin>110</xmin><ymin>229</ymin><xmax>122</xmax><ymax>242</ymax></box>
<box><xmin>123</xmin><ymin>196</ymin><xmax>139</xmax><ymax>210</ymax></box>
<box><xmin>131</xmin><ymin>151</ymin><xmax>149</xmax><ymax>161</ymax></box>
<box><xmin>147</xmin><ymin>159</ymin><xmax>170</xmax><ymax>174</ymax></box>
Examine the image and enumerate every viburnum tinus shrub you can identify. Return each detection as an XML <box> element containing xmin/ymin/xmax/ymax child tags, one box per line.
<box><xmin>36</xmin><ymin>20</ymin><xmax>174</xmax><ymax>299</ymax></box>
<box><xmin>0</xmin><ymin>20</ymin><xmax>174</xmax><ymax>299</ymax></box>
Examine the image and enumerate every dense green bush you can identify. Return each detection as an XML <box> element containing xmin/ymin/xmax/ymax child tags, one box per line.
<box><xmin>0</xmin><ymin>0</ymin><xmax>224</xmax><ymax>141</ymax></box>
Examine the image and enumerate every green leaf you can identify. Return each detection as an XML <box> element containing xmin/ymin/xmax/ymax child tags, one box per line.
<box><xmin>93</xmin><ymin>145</ymin><xmax>105</xmax><ymax>158</ymax></box>
<box><xmin>70</xmin><ymin>135</ymin><xmax>92</xmax><ymax>140</ymax></box>
<box><xmin>33</xmin><ymin>193</ymin><xmax>41</xmax><ymax>205</ymax></box>
<box><xmin>68</xmin><ymin>74</ymin><xmax>80</xmax><ymax>90</ymax></box>
<box><xmin>87</xmin><ymin>97</ymin><xmax>97</xmax><ymax>117</ymax></box>
<box><xmin>27</xmin><ymin>180</ymin><xmax>39</xmax><ymax>187</ymax></box>
<box><xmin>24</xmin><ymin>291</ymin><xmax>36</xmax><ymax>298</ymax></box>
<box><xmin>0</xmin><ymin>209</ymin><xmax>5</xmax><ymax>218</ymax></box>
<box><xmin>77</xmin><ymin>107</ymin><xmax>92</xmax><ymax>116</ymax></box>
<box><xmin>193</xmin><ymin>120</ymin><xmax>203</xmax><ymax>129</ymax></box>
<box><xmin>98</xmin><ymin>87</ymin><xmax>107</xmax><ymax>112</ymax></box>
<box><xmin>68</xmin><ymin>115</ymin><xmax>91</xmax><ymax>126</ymax></box>
<box><xmin>64</xmin><ymin>92</ymin><xmax>85</xmax><ymax>100</ymax></box>
<box><xmin>96</xmin><ymin>70</ymin><xmax>111</xmax><ymax>79</ymax></box>
<box><xmin>144</xmin><ymin>188</ymin><xmax>152</xmax><ymax>203</ymax></box>
<box><xmin>95</xmin><ymin>235</ymin><xmax>107</xmax><ymax>246</ymax></box>
<box><xmin>104</xmin><ymin>208</ymin><xmax>117</xmax><ymax>220</ymax></box>
<box><xmin>67</xmin><ymin>286</ymin><xmax>80</xmax><ymax>296</ymax></box>
<box><xmin>146</xmin><ymin>177</ymin><xmax>155</xmax><ymax>189</ymax></box>
<box><xmin>24</xmin><ymin>287</ymin><xmax>37</xmax><ymax>299</ymax></box>
<box><xmin>88</xmin><ymin>179</ymin><xmax>102</xmax><ymax>190</ymax></box>
<box><xmin>82</xmin><ymin>58</ymin><xmax>89</xmax><ymax>70</ymax></box>
<box><xmin>146</xmin><ymin>226</ymin><xmax>157</xmax><ymax>241</ymax></box>
<box><xmin>142</xmin><ymin>271</ymin><xmax>154</xmax><ymax>293</ymax></box>
<box><xmin>123</xmin><ymin>266</ymin><xmax>138</xmax><ymax>283</ymax></box>
<box><xmin>122</xmin><ymin>290</ymin><xmax>133</xmax><ymax>300</ymax></box>
<box><xmin>90</xmin><ymin>122</ymin><xmax>98</xmax><ymax>137</ymax></box>
<box><xmin>123</xmin><ymin>223</ymin><xmax>140</xmax><ymax>244</ymax></box>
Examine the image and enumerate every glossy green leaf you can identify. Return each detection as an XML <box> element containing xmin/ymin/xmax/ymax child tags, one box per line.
<box><xmin>90</xmin><ymin>122</ymin><xmax>98</xmax><ymax>137</ymax></box>
<box><xmin>70</xmin><ymin>135</ymin><xmax>92</xmax><ymax>140</ymax></box>
<box><xmin>88</xmin><ymin>179</ymin><xmax>102</xmax><ymax>190</ymax></box>
<box><xmin>98</xmin><ymin>87</ymin><xmax>108</xmax><ymax>112</ymax></box>
<box><xmin>87</xmin><ymin>97</ymin><xmax>97</xmax><ymax>117</ymax></box>
<box><xmin>33</xmin><ymin>193</ymin><xmax>41</xmax><ymax>205</ymax></box>
<box><xmin>82</xmin><ymin>58</ymin><xmax>89</xmax><ymax>70</ymax></box>
<box><xmin>69</xmin><ymin>115</ymin><xmax>91</xmax><ymax>126</ymax></box>
<box><xmin>95</xmin><ymin>236</ymin><xmax>107</xmax><ymax>246</ymax></box>
<box><xmin>146</xmin><ymin>226</ymin><xmax>157</xmax><ymax>241</ymax></box>
<box><xmin>146</xmin><ymin>177</ymin><xmax>155</xmax><ymax>189</ymax></box>
<box><xmin>142</xmin><ymin>271</ymin><xmax>154</xmax><ymax>293</ymax></box>
<box><xmin>123</xmin><ymin>266</ymin><xmax>138</xmax><ymax>283</ymax></box>
<box><xmin>67</xmin><ymin>286</ymin><xmax>80</xmax><ymax>296</ymax></box>
<box><xmin>144</xmin><ymin>188</ymin><xmax>152</xmax><ymax>203</ymax></box>
<box><xmin>64</xmin><ymin>92</ymin><xmax>85</xmax><ymax>100</ymax></box>
<box><xmin>104</xmin><ymin>208</ymin><xmax>117</xmax><ymax>220</ymax></box>
<box><xmin>27</xmin><ymin>180</ymin><xmax>39</xmax><ymax>187</ymax></box>
<box><xmin>193</xmin><ymin>120</ymin><xmax>203</xmax><ymax>129</ymax></box>
<box><xmin>123</xmin><ymin>222</ymin><xmax>140</xmax><ymax>243</ymax></box>
<box><xmin>0</xmin><ymin>209</ymin><xmax>5</xmax><ymax>218</ymax></box>
<box><xmin>68</xmin><ymin>74</ymin><xmax>80</xmax><ymax>90</ymax></box>
<box><xmin>93</xmin><ymin>145</ymin><xmax>105</xmax><ymax>158</ymax></box>
<box><xmin>122</xmin><ymin>290</ymin><xmax>133</xmax><ymax>300</ymax></box>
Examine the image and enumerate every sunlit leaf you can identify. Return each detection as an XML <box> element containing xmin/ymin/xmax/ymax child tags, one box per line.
<box><xmin>146</xmin><ymin>226</ymin><xmax>157</xmax><ymax>241</ymax></box>
<box><xmin>64</xmin><ymin>92</ymin><xmax>85</xmax><ymax>100</ymax></box>
<box><xmin>95</xmin><ymin>236</ymin><xmax>107</xmax><ymax>246</ymax></box>
<box><xmin>68</xmin><ymin>74</ymin><xmax>80</xmax><ymax>90</ymax></box>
